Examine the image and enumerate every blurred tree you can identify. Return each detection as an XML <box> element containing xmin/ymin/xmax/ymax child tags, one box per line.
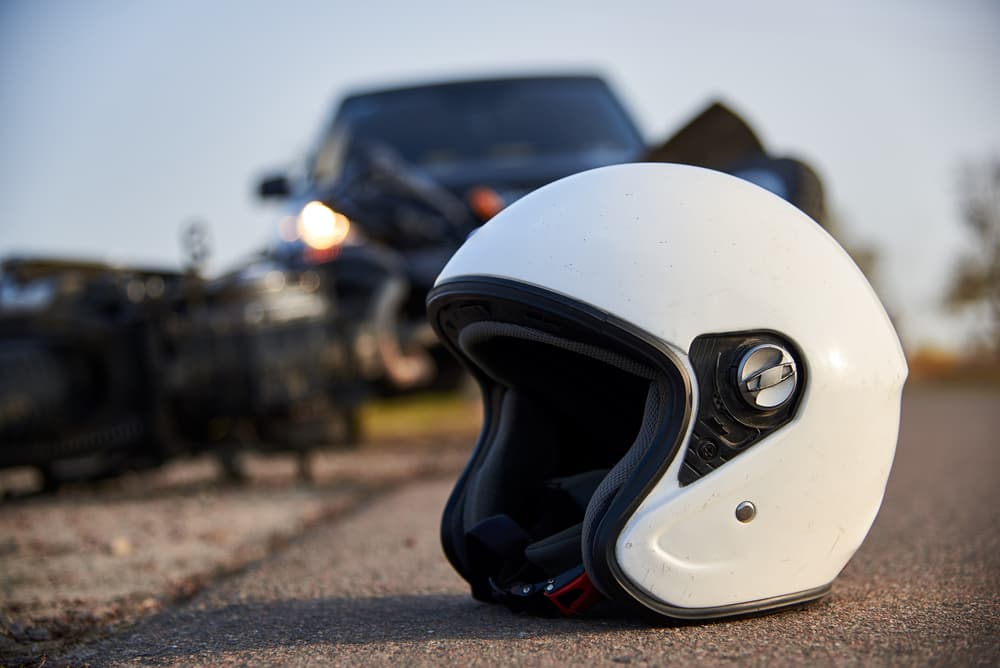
<box><xmin>945</xmin><ymin>158</ymin><xmax>1000</xmax><ymax>355</ymax></box>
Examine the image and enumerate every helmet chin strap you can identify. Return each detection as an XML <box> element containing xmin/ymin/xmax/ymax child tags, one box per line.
<box><xmin>465</xmin><ymin>512</ymin><xmax>604</xmax><ymax>617</ymax></box>
<box><xmin>489</xmin><ymin>564</ymin><xmax>604</xmax><ymax>617</ymax></box>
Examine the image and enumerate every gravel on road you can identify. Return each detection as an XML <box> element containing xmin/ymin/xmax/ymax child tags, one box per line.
<box><xmin>0</xmin><ymin>441</ymin><xmax>470</xmax><ymax>663</ymax></box>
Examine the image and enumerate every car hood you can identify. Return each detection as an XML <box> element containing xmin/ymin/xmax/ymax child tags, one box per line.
<box><xmin>424</xmin><ymin>149</ymin><xmax>642</xmax><ymax>199</ymax></box>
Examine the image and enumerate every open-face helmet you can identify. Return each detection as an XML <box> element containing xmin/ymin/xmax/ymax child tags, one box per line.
<box><xmin>428</xmin><ymin>163</ymin><xmax>907</xmax><ymax>619</ymax></box>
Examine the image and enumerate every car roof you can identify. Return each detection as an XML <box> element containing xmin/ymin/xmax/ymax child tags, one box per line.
<box><xmin>339</xmin><ymin>73</ymin><xmax>612</xmax><ymax>103</ymax></box>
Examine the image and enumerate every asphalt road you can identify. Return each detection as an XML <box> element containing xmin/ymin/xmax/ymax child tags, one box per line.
<box><xmin>32</xmin><ymin>387</ymin><xmax>1000</xmax><ymax>665</ymax></box>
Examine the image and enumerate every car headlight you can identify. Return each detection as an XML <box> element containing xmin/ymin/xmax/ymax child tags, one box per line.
<box><xmin>296</xmin><ymin>200</ymin><xmax>351</xmax><ymax>250</ymax></box>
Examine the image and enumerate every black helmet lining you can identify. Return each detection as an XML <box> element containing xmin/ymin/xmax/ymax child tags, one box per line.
<box><xmin>455</xmin><ymin>321</ymin><xmax>675</xmax><ymax>596</ymax></box>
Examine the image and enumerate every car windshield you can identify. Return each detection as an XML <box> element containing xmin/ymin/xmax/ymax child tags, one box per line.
<box><xmin>310</xmin><ymin>78</ymin><xmax>643</xmax><ymax>185</ymax></box>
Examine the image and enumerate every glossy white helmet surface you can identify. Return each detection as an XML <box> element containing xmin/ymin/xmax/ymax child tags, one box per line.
<box><xmin>434</xmin><ymin>163</ymin><xmax>906</xmax><ymax>615</ymax></box>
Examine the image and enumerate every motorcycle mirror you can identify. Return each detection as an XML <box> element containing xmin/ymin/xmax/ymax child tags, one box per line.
<box><xmin>258</xmin><ymin>173</ymin><xmax>291</xmax><ymax>199</ymax></box>
<box><xmin>181</xmin><ymin>220</ymin><xmax>211</xmax><ymax>275</ymax></box>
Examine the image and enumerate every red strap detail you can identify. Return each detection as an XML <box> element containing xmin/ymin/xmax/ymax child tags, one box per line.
<box><xmin>544</xmin><ymin>570</ymin><xmax>603</xmax><ymax>616</ymax></box>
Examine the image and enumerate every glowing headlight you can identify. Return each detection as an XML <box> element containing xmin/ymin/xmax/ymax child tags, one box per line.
<box><xmin>297</xmin><ymin>200</ymin><xmax>351</xmax><ymax>250</ymax></box>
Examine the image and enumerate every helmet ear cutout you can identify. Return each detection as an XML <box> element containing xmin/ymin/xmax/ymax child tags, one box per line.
<box><xmin>429</xmin><ymin>280</ymin><xmax>694</xmax><ymax>611</ymax></box>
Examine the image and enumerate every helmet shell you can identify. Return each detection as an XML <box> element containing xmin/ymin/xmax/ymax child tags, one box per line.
<box><xmin>436</xmin><ymin>163</ymin><xmax>906</xmax><ymax>611</ymax></box>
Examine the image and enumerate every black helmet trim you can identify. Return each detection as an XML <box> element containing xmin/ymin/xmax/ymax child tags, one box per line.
<box><xmin>427</xmin><ymin>277</ymin><xmax>692</xmax><ymax>612</ymax></box>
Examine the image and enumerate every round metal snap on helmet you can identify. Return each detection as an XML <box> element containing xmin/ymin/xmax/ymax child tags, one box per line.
<box><xmin>427</xmin><ymin>163</ymin><xmax>907</xmax><ymax>620</ymax></box>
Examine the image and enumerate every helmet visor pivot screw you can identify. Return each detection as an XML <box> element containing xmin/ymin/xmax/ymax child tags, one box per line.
<box><xmin>737</xmin><ymin>344</ymin><xmax>798</xmax><ymax>409</ymax></box>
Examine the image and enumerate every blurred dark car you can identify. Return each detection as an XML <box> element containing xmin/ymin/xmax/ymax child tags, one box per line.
<box><xmin>256</xmin><ymin>75</ymin><xmax>646</xmax><ymax>396</ymax></box>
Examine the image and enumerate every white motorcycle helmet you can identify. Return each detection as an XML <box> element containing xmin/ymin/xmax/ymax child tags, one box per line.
<box><xmin>428</xmin><ymin>163</ymin><xmax>907</xmax><ymax>619</ymax></box>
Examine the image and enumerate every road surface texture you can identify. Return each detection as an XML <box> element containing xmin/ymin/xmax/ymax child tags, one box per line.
<box><xmin>5</xmin><ymin>386</ymin><xmax>1000</xmax><ymax>666</ymax></box>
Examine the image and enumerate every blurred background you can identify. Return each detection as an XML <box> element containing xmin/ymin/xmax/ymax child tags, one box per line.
<box><xmin>3</xmin><ymin>0</ymin><xmax>999</xmax><ymax>355</ymax></box>
<box><xmin>0</xmin><ymin>0</ymin><xmax>998</xmax><ymax>478</ymax></box>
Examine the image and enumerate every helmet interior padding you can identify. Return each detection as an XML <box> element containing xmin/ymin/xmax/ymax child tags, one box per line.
<box><xmin>454</xmin><ymin>321</ymin><xmax>674</xmax><ymax>597</ymax></box>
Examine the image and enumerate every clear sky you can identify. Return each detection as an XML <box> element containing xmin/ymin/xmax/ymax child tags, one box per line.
<box><xmin>1</xmin><ymin>0</ymin><xmax>998</xmax><ymax>351</ymax></box>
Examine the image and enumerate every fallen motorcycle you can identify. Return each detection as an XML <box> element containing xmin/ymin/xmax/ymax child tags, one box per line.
<box><xmin>0</xmin><ymin>253</ymin><xmax>359</xmax><ymax>488</ymax></box>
